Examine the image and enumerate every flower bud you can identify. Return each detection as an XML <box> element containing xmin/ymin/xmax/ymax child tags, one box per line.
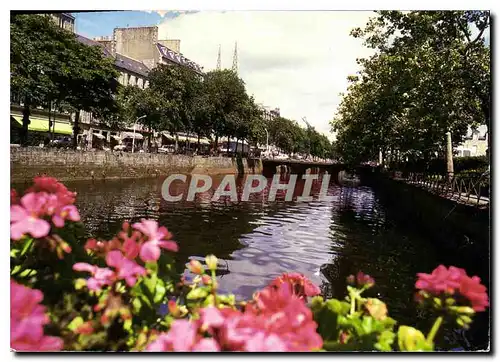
<box><xmin>85</xmin><ymin>239</ymin><xmax>97</xmax><ymax>250</ymax></box>
<box><xmin>202</xmin><ymin>274</ymin><xmax>212</xmax><ymax>285</ymax></box>
<box><xmin>168</xmin><ymin>300</ymin><xmax>181</xmax><ymax>317</ymax></box>
<box><xmin>346</xmin><ymin>275</ymin><xmax>356</xmax><ymax>285</ymax></box>
<box><xmin>205</xmin><ymin>255</ymin><xmax>218</xmax><ymax>271</ymax></box>
<box><xmin>454</xmin><ymin>306</ymin><xmax>475</xmax><ymax>315</ymax></box>
<box><xmin>188</xmin><ymin>260</ymin><xmax>204</xmax><ymax>275</ymax></box>
<box><xmin>75</xmin><ymin>321</ymin><xmax>94</xmax><ymax>335</ymax></box>
<box><xmin>356</xmin><ymin>271</ymin><xmax>375</xmax><ymax>288</ymax></box>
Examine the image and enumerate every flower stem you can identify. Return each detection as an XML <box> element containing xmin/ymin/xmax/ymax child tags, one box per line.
<box><xmin>350</xmin><ymin>292</ymin><xmax>356</xmax><ymax>315</ymax></box>
<box><xmin>426</xmin><ymin>316</ymin><xmax>443</xmax><ymax>344</ymax></box>
<box><xmin>211</xmin><ymin>270</ymin><xmax>217</xmax><ymax>306</ymax></box>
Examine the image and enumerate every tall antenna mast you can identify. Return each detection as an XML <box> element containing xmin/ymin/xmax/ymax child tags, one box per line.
<box><xmin>216</xmin><ymin>44</ymin><xmax>221</xmax><ymax>70</ymax></box>
<box><xmin>232</xmin><ymin>41</ymin><xmax>238</xmax><ymax>73</ymax></box>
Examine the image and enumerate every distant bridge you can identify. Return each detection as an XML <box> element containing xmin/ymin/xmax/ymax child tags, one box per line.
<box><xmin>260</xmin><ymin>158</ymin><xmax>348</xmax><ymax>180</ymax></box>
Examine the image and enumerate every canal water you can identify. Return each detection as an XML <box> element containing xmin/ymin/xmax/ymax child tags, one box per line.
<box><xmin>13</xmin><ymin>171</ymin><xmax>488</xmax><ymax>350</ymax></box>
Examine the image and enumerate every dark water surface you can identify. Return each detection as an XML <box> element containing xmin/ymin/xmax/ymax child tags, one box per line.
<box><xmin>14</xmin><ymin>172</ymin><xmax>487</xmax><ymax>350</ymax></box>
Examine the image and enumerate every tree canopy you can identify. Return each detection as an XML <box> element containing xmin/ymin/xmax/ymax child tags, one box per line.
<box><xmin>332</xmin><ymin>11</ymin><xmax>490</xmax><ymax>166</ymax></box>
<box><xmin>11</xmin><ymin>14</ymin><xmax>120</xmax><ymax>146</ymax></box>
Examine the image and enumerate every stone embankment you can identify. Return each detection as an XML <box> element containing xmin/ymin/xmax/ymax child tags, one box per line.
<box><xmin>10</xmin><ymin>147</ymin><xmax>263</xmax><ymax>183</ymax></box>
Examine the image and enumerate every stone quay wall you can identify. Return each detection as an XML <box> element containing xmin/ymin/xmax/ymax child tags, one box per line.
<box><xmin>10</xmin><ymin>147</ymin><xmax>263</xmax><ymax>183</ymax></box>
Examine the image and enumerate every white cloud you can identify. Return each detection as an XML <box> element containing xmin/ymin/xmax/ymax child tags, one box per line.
<box><xmin>158</xmin><ymin>11</ymin><xmax>376</xmax><ymax>140</ymax></box>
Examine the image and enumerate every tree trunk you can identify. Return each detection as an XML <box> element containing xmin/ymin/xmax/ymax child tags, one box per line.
<box><xmin>72</xmin><ymin>110</ymin><xmax>80</xmax><ymax>149</ymax></box>
<box><xmin>227</xmin><ymin>136</ymin><xmax>230</xmax><ymax>156</ymax></box>
<box><xmin>214</xmin><ymin>134</ymin><xmax>219</xmax><ymax>155</ymax></box>
<box><xmin>197</xmin><ymin>133</ymin><xmax>201</xmax><ymax>150</ymax></box>
<box><xmin>21</xmin><ymin>99</ymin><xmax>30</xmax><ymax>146</ymax></box>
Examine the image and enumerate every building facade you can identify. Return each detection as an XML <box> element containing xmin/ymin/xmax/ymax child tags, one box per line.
<box><xmin>456</xmin><ymin>125</ymin><xmax>488</xmax><ymax>157</ymax></box>
<box><xmin>49</xmin><ymin>13</ymin><xmax>75</xmax><ymax>33</ymax></box>
<box><xmin>94</xmin><ymin>26</ymin><xmax>203</xmax><ymax>74</ymax></box>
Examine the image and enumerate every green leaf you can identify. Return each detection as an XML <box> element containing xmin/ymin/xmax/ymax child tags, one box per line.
<box><xmin>67</xmin><ymin>316</ymin><xmax>84</xmax><ymax>332</ymax></box>
<box><xmin>397</xmin><ymin>326</ymin><xmax>433</xmax><ymax>351</ymax></box>
<box><xmin>20</xmin><ymin>238</ymin><xmax>34</xmax><ymax>256</ymax></box>
<box><xmin>186</xmin><ymin>287</ymin><xmax>208</xmax><ymax>300</ymax></box>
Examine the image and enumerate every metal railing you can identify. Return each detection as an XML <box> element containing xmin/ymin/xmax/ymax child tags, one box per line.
<box><xmin>391</xmin><ymin>171</ymin><xmax>490</xmax><ymax>208</ymax></box>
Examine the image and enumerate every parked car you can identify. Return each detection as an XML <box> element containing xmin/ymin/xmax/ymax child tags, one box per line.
<box><xmin>158</xmin><ymin>145</ymin><xmax>175</xmax><ymax>154</ymax></box>
<box><xmin>49</xmin><ymin>137</ymin><xmax>72</xmax><ymax>149</ymax></box>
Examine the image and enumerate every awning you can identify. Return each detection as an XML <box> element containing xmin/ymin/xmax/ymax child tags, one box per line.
<box><xmin>11</xmin><ymin>115</ymin><xmax>73</xmax><ymax>135</ymax></box>
<box><xmin>111</xmin><ymin>135</ymin><xmax>121</xmax><ymax>141</ymax></box>
<box><xmin>121</xmin><ymin>132</ymin><xmax>143</xmax><ymax>140</ymax></box>
<box><xmin>92</xmin><ymin>133</ymin><xmax>105</xmax><ymax>139</ymax></box>
<box><xmin>161</xmin><ymin>131</ymin><xmax>176</xmax><ymax>140</ymax></box>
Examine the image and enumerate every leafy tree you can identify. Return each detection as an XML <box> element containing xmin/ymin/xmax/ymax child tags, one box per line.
<box><xmin>201</xmin><ymin>70</ymin><xmax>250</xmax><ymax>149</ymax></box>
<box><xmin>148</xmin><ymin>64</ymin><xmax>204</xmax><ymax>138</ymax></box>
<box><xmin>333</xmin><ymin>11</ymin><xmax>490</xmax><ymax>166</ymax></box>
<box><xmin>11</xmin><ymin>14</ymin><xmax>67</xmax><ymax>145</ymax></box>
<box><xmin>11</xmin><ymin>14</ymin><xmax>120</xmax><ymax>147</ymax></box>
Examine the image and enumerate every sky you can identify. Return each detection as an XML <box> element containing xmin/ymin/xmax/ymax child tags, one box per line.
<box><xmin>74</xmin><ymin>10</ymin><xmax>378</xmax><ymax>140</ymax></box>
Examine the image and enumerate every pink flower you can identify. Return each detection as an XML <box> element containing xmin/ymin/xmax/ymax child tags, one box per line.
<box><xmin>458</xmin><ymin>274</ymin><xmax>489</xmax><ymax>312</ymax></box>
<box><xmin>73</xmin><ymin>263</ymin><xmax>116</xmax><ymax>291</ymax></box>
<box><xmin>200</xmin><ymin>307</ymin><xmax>225</xmax><ymax>329</ymax></box>
<box><xmin>145</xmin><ymin>320</ymin><xmax>220</xmax><ymax>352</ymax></box>
<box><xmin>191</xmin><ymin>338</ymin><xmax>220</xmax><ymax>352</ymax></box>
<box><xmin>245</xmin><ymin>332</ymin><xmax>287</xmax><ymax>352</ymax></box>
<box><xmin>51</xmin><ymin>205</ymin><xmax>80</xmax><ymax>228</ymax></box>
<box><xmin>122</xmin><ymin>237</ymin><xmax>141</xmax><ymax>259</ymax></box>
<box><xmin>416</xmin><ymin>265</ymin><xmax>489</xmax><ymax>312</ymax></box>
<box><xmin>132</xmin><ymin>219</ymin><xmax>178</xmax><ymax>262</ymax></box>
<box><xmin>27</xmin><ymin>176</ymin><xmax>76</xmax><ymax>205</ymax></box>
<box><xmin>197</xmin><ymin>285</ymin><xmax>323</xmax><ymax>352</ymax></box>
<box><xmin>10</xmin><ymin>193</ymin><xmax>51</xmax><ymax>240</ymax></box>
<box><xmin>269</xmin><ymin>272</ymin><xmax>321</xmax><ymax>299</ymax></box>
<box><xmin>106</xmin><ymin>250</ymin><xmax>146</xmax><ymax>287</ymax></box>
<box><xmin>10</xmin><ymin>280</ymin><xmax>63</xmax><ymax>351</ymax></box>
<box><xmin>416</xmin><ymin>265</ymin><xmax>463</xmax><ymax>294</ymax></box>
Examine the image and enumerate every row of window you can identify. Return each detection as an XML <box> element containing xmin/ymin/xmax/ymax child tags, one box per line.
<box><xmin>118</xmin><ymin>72</ymin><xmax>148</xmax><ymax>89</ymax></box>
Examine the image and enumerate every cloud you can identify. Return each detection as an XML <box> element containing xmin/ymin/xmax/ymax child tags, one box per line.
<box><xmin>158</xmin><ymin>11</ymin><xmax>376</xmax><ymax>140</ymax></box>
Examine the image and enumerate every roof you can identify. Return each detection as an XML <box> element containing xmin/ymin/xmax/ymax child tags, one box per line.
<box><xmin>115</xmin><ymin>53</ymin><xmax>149</xmax><ymax>77</ymax></box>
<box><xmin>75</xmin><ymin>34</ymin><xmax>150</xmax><ymax>77</ymax></box>
<box><xmin>75</xmin><ymin>34</ymin><xmax>112</xmax><ymax>58</ymax></box>
<box><xmin>156</xmin><ymin>43</ymin><xmax>203</xmax><ymax>74</ymax></box>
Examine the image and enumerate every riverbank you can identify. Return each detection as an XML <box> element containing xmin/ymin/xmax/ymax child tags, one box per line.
<box><xmin>10</xmin><ymin>147</ymin><xmax>263</xmax><ymax>183</ymax></box>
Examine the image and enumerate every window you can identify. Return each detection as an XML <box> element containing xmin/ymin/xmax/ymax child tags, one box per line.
<box><xmin>463</xmin><ymin>150</ymin><xmax>471</xmax><ymax>157</ymax></box>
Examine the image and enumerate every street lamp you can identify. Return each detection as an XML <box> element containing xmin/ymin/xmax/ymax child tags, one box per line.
<box><xmin>264</xmin><ymin>126</ymin><xmax>269</xmax><ymax>154</ymax></box>
<box><xmin>301</xmin><ymin>117</ymin><xmax>312</xmax><ymax>159</ymax></box>
<box><xmin>132</xmin><ymin>115</ymin><xmax>147</xmax><ymax>153</ymax></box>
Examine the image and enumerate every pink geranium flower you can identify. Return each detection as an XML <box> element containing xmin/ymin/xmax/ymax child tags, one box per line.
<box><xmin>132</xmin><ymin>219</ymin><xmax>178</xmax><ymax>262</ymax></box>
<box><xmin>416</xmin><ymin>265</ymin><xmax>489</xmax><ymax>312</ymax></box>
<box><xmin>145</xmin><ymin>320</ymin><xmax>220</xmax><ymax>352</ymax></box>
<box><xmin>416</xmin><ymin>265</ymin><xmax>463</xmax><ymax>294</ymax></box>
<box><xmin>458</xmin><ymin>274</ymin><xmax>489</xmax><ymax>312</ymax></box>
<box><xmin>10</xmin><ymin>280</ymin><xmax>63</xmax><ymax>351</ymax></box>
<box><xmin>10</xmin><ymin>193</ymin><xmax>51</xmax><ymax>240</ymax></box>
<box><xmin>52</xmin><ymin>205</ymin><xmax>80</xmax><ymax>228</ymax></box>
<box><xmin>73</xmin><ymin>263</ymin><xmax>116</xmax><ymax>291</ymax></box>
<box><xmin>27</xmin><ymin>176</ymin><xmax>76</xmax><ymax>205</ymax></box>
<box><xmin>106</xmin><ymin>250</ymin><xmax>146</xmax><ymax>287</ymax></box>
<box><xmin>270</xmin><ymin>272</ymin><xmax>321</xmax><ymax>299</ymax></box>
